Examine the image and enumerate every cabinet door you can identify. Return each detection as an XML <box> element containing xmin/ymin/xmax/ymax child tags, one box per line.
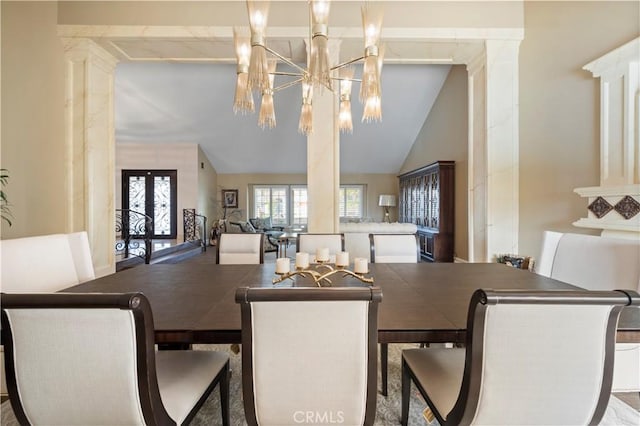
<box><xmin>418</xmin><ymin>231</ymin><xmax>435</xmax><ymax>262</ymax></box>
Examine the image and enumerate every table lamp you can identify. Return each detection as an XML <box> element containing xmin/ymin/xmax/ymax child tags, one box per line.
<box><xmin>378</xmin><ymin>194</ymin><xmax>396</xmax><ymax>223</ymax></box>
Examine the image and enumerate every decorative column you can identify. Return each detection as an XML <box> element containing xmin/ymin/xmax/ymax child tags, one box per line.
<box><xmin>63</xmin><ymin>38</ymin><xmax>118</xmax><ymax>277</ymax></box>
<box><xmin>466</xmin><ymin>53</ymin><xmax>488</xmax><ymax>262</ymax></box>
<box><xmin>574</xmin><ymin>38</ymin><xmax>640</xmax><ymax>239</ymax></box>
<box><xmin>466</xmin><ymin>40</ymin><xmax>521</xmax><ymax>261</ymax></box>
<box><xmin>306</xmin><ymin>40</ymin><xmax>341</xmax><ymax>233</ymax></box>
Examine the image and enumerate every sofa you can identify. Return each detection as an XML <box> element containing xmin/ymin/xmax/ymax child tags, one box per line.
<box><xmin>339</xmin><ymin>222</ymin><xmax>418</xmax><ymax>261</ymax></box>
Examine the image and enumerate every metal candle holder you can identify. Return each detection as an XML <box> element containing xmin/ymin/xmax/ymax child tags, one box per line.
<box><xmin>273</xmin><ymin>260</ymin><xmax>374</xmax><ymax>287</ymax></box>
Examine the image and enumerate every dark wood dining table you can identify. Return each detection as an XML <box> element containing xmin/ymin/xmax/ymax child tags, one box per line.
<box><xmin>62</xmin><ymin>262</ymin><xmax>640</xmax><ymax>345</ymax></box>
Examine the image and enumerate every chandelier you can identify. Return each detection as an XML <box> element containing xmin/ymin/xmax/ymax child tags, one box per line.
<box><xmin>233</xmin><ymin>0</ymin><xmax>384</xmax><ymax>136</ymax></box>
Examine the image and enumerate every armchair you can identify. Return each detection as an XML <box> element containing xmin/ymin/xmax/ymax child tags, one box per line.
<box><xmin>2</xmin><ymin>292</ymin><xmax>230</xmax><ymax>425</ymax></box>
<box><xmin>401</xmin><ymin>288</ymin><xmax>639</xmax><ymax>425</ymax></box>
<box><xmin>249</xmin><ymin>217</ymin><xmax>284</xmax><ymax>234</ymax></box>
<box><xmin>235</xmin><ymin>286</ymin><xmax>381</xmax><ymax>426</ymax></box>
<box><xmin>228</xmin><ymin>221</ymin><xmax>279</xmax><ymax>253</ymax></box>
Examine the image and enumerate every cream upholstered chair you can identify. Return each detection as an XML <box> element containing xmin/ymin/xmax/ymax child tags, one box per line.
<box><xmin>216</xmin><ymin>232</ymin><xmax>264</xmax><ymax>264</ymax></box>
<box><xmin>0</xmin><ymin>232</ymin><xmax>95</xmax><ymax>293</ymax></box>
<box><xmin>535</xmin><ymin>231</ymin><xmax>640</xmax><ymax>393</ymax></box>
<box><xmin>235</xmin><ymin>286</ymin><xmax>382</xmax><ymax>426</ymax></box>
<box><xmin>369</xmin><ymin>233</ymin><xmax>420</xmax><ymax>263</ymax></box>
<box><xmin>66</xmin><ymin>231</ymin><xmax>96</xmax><ymax>283</ymax></box>
<box><xmin>296</xmin><ymin>233</ymin><xmax>345</xmax><ymax>262</ymax></box>
<box><xmin>401</xmin><ymin>288</ymin><xmax>639</xmax><ymax>426</ymax></box>
<box><xmin>369</xmin><ymin>233</ymin><xmax>419</xmax><ymax>396</ymax></box>
<box><xmin>0</xmin><ymin>232</ymin><xmax>96</xmax><ymax>397</ymax></box>
<box><xmin>1</xmin><ymin>292</ymin><xmax>230</xmax><ymax>426</ymax></box>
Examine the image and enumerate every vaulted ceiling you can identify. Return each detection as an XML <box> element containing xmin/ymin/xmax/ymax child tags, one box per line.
<box><xmin>114</xmin><ymin>62</ymin><xmax>452</xmax><ymax>174</ymax></box>
<box><xmin>88</xmin><ymin>1</ymin><xmax>500</xmax><ymax>174</ymax></box>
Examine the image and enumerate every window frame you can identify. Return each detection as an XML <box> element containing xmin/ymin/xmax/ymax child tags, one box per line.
<box><xmin>250</xmin><ymin>184</ymin><xmax>367</xmax><ymax>226</ymax></box>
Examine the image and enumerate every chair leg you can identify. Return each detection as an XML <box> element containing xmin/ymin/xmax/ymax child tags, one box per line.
<box><xmin>381</xmin><ymin>343</ymin><xmax>388</xmax><ymax>396</ymax></box>
<box><xmin>401</xmin><ymin>357</ymin><xmax>411</xmax><ymax>426</ymax></box>
<box><xmin>220</xmin><ymin>361</ymin><xmax>230</xmax><ymax>426</ymax></box>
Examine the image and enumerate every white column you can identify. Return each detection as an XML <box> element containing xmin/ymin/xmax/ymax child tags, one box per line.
<box><xmin>466</xmin><ymin>53</ymin><xmax>488</xmax><ymax>262</ymax></box>
<box><xmin>63</xmin><ymin>38</ymin><xmax>118</xmax><ymax>277</ymax></box>
<box><xmin>485</xmin><ymin>40</ymin><xmax>520</xmax><ymax>260</ymax></box>
<box><xmin>306</xmin><ymin>40</ymin><xmax>341</xmax><ymax>233</ymax></box>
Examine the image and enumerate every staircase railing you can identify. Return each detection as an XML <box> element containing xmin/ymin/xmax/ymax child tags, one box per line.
<box><xmin>116</xmin><ymin>209</ymin><xmax>153</xmax><ymax>264</ymax></box>
<box><xmin>183</xmin><ymin>208</ymin><xmax>207</xmax><ymax>252</ymax></box>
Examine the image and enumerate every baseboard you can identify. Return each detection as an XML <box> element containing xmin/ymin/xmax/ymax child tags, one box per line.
<box><xmin>454</xmin><ymin>257</ymin><xmax>468</xmax><ymax>263</ymax></box>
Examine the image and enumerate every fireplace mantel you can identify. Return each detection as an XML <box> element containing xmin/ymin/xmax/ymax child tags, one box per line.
<box><xmin>574</xmin><ymin>37</ymin><xmax>639</xmax><ymax>239</ymax></box>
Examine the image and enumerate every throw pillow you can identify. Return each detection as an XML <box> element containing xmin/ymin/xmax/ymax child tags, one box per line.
<box><xmin>261</xmin><ymin>217</ymin><xmax>273</xmax><ymax>229</ymax></box>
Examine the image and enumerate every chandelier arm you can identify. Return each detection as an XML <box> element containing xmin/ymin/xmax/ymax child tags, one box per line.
<box><xmin>272</xmin><ymin>71</ymin><xmax>304</xmax><ymax>77</ymax></box>
<box><xmin>330</xmin><ymin>56</ymin><xmax>366</xmax><ymax>72</ymax></box>
<box><xmin>273</xmin><ymin>78</ymin><xmax>304</xmax><ymax>92</ymax></box>
<box><xmin>263</xmin><ymin>45</ymin><xmax>307</xmax><ymax>74</ymax></box>
<box><xmin>331</xmin><ymin>77</ymin><xmax>362</xmax><ymax>83</ymax></box>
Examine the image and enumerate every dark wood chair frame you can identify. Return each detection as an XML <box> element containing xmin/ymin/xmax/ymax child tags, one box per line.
<box><xmin>400</xmin><ymin>288</ymin><xmax>639</xmax><ymax>426</ymax></box>
<box><xmin>368</xmin><ymin>232</ymin><xmax>420</xmax><ymax>396</ymax></box>
<box><xmin>216</xmin><ymin>232</ymin><xmax>265</xmax><ymax>264</ymax></box>
<box><xmin>235</xmin><ymin>286</ymin><xmax>382</xmax><ymax>426</ymax></box>
<box><xmin>295</xmin><ymin>233</ymin><xmax>346</xmax><ymax>253</ymax></box>
<box><xmin>1</xmin><ymin>292</ymin><xmax>231</xmax><ymax>426</ymax></box>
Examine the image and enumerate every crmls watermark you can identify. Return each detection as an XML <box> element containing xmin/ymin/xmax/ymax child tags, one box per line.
<box><xmin>293</xmin><ymin>411</ymin><xmax>345</xmax><ymax>424</ymax></box>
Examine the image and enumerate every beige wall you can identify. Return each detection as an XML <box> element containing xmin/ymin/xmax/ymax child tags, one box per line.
<box><xmin>1</xmin><ymin>2</ymin><xmax>66</xmax><ymax>239</ymax></box>
<box><xmin>401</xmin><ymin>66</ymin><xmax>469</xmax><ymax>260</ymax></box>
<box><xmin>197</xmin><ymin>146</ymin><xmax>218</xmax><ymax>229</ymax></box>
<box><xmin>519</xmin><ymin>1</ymin><xmax>639</xmax><ymax>258</ymax></box>
<box><xmin>217</xmin><ymin>173</ymin><xmax>398</xmax><ymax>224</ymax></box>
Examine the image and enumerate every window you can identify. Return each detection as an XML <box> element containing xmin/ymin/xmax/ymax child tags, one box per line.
<box><xmin>291</xmin><ymin>186</ymin><xmax>308</xmax><ymax>226</ymax></box>
<box><xmin>339</xmin><ymin>185</ymin><xmax>364</xmax><ymax>218</ymax></box>
<box><xmin>252</xmin><ymin>184</ymin><xmax>365</xmax><ymax>226</ymax></box>
<box><xmin>253</xmin><ymin>186</ymin><xmax>288</xmax><ymax>226</ymax></box>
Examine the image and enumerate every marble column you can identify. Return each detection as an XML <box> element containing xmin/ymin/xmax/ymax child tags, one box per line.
<box><xmin>306</xmin><ymin>40</ymin><xmax>341</xmax><ymax>233</ymax></box>
<box><xmin>63</xmin><ymin>38</ymin><xmax>118</xmax><ymax>277</ymax></box>
<box><xmin>467</xmin><ymin>40</ymin><xmax>521</xmax><ymax>261</ymax></box>
<box><xmin>466</xmin><ymin>54</ymin><xmax>488</xmax><ymax>262</ymax></box>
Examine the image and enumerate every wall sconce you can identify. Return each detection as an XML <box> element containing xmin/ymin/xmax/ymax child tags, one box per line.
<box><xmin>378</xmin><ymin>194</ymin><xmax>396</xmax><ymax>223</ymax></box>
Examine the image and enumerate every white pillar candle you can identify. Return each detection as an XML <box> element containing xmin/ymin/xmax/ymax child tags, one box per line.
<box><xmin>316</xmin><ymin>247</ymin><xmax>330</xmax><ymax>262</ymax></box>
<box><xmin>354</xmin><ymin>257</ymin><xmax>368</xmax><ymax>274</ymax></box>
<box><xmin>296</xmin><ymin>252</ymin><xmax>310</xmax><ymax>269</ymax></box>
<box><xmin>336</xmin><ymin>251</ymin><xmax>349</xmax><ymax>267</ymax></box>
<box><xmin>276</xmin><ymin>257</ymin><xmax>290</xmax><ymax>274</ymax></box>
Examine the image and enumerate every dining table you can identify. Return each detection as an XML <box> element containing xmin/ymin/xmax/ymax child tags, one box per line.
<box><xmin>59</xmin><ymin>261</ymin><xmax>640</xmax><ymax>396</ymax></box>
<box><xmin>62</xmin><ymin>262</ymin><xmax>640</xmax><ymax>344</ymax></box>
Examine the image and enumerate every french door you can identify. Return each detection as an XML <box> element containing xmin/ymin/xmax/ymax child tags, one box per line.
<box><xmin>122</xmin><ymin>170</ymin><xmax>177</xmax><ymax>239</ymax></box>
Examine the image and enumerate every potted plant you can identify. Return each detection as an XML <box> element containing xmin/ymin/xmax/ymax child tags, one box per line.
<box><xmin>1</xmin><ymin>168</ymin><xmax>12</xmax><ymax>226</ymax></box>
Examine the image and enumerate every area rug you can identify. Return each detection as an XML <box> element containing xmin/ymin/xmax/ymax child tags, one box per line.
<box><xmin>1</xmin><ymin>344</ymin><xmax>639</xmax><ymax>425</ymax></box>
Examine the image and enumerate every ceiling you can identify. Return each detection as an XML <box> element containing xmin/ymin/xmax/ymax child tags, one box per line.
<box><xmin>100</xmin><ymin>1</ymin><xmax>492</xmax><ymax>174</ymax></box>
<box><xmin>114</xmin><ymin>62</ymin><xmax>452</xmax><ymax>174</ymax></box>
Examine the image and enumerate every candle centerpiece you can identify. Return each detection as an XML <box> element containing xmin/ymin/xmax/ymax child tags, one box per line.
<box><xmin>273</xmin><ymin>250</ymin><xmax>374</xmax><ymax>286</ymax></box>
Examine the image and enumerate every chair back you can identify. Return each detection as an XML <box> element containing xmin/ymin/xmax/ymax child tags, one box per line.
<box><xmin>66</xmin><ymin>231</ymin><xmax>96</xmax><ymax>283</ymax></box>
<box><xmin>535</xmin><ymin>231</ymin><xmax>640</xmax><ymax>292</ymax></box>
<box><xmin>296</xmin><ymin>233</ymin><xmax>345</xmax><ymax>261</ymax></box>
<box><xmin>0</xmin><ymin>233</ymin><xmax>91</xmax><ymax>293</ymax></box>
<box><xmin>217</xmin><ymin>233</ymin><xmax>264</xmax><ymax>264</ymax></box>
<box><xmin>369</xmin><ymin>233</ymin><xmax>419</xmax><ymax>263</ymax></box>
<box><xmin>235</xmin><ymin>287</ymin><xmax>381</xmax><ymax>426</ymax></box>
<box><xmin>1</xmin><ymin>292</ymin><xmax>172</xmax><ymax>426</ymax></box>
<box><xmin>447</xmin><ymin>289</ymin><xmax>638</xmax><ymax>426</ymax></box>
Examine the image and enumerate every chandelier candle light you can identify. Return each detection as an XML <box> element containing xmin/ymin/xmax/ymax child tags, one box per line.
<box><xmin>234</xmin><ymin>0</ymin><xmax>384</xmax><ymax>135</ymax></box>
<box><xmin>273</xmin><ymin>249</ymin><xmax>374</xmax><ymax>286</ymax></box>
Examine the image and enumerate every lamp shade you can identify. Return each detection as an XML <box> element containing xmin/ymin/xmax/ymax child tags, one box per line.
<box><xmin>378</xmin><ymin>194</ymin><xmax>396</xmax><ymax>207</ymax></box>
